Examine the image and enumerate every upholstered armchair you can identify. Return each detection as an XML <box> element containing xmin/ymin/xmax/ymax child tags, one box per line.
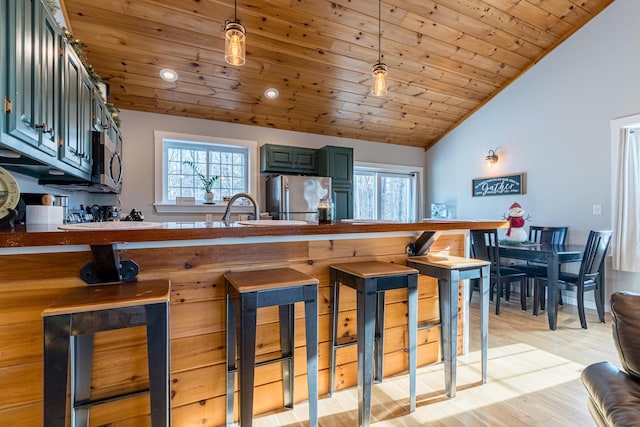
<box><xmin>582</xmin><ymin>291</ymin><xmax>640</xmax><ymax>426</ymax></box>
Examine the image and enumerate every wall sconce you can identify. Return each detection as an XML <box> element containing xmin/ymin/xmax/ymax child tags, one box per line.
<box><xmin>485</xmin><ymin>149</ymin><xmax>499</xmax><ymax>165</ymax></box>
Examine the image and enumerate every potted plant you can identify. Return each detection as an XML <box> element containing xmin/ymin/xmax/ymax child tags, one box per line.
<box><xmin>183</xmin><ymin>160</ymin><xmax>218</xmax><ymax>203</ymax></box>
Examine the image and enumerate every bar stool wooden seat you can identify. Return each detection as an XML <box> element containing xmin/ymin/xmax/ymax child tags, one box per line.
<box><xmin>42</xmin><ymin>279</ymin><xmax>171</xmax><ymax>427</ymax></box>
<box><xmin>407</xmin><ymin>255</ymin><xmax>490</xmax><ymax>397</ymax></box>
<box><xmin>329</xmin><ymin>261</ymin><xmax>418</xmax><ymax>427</ymax></box>
<box><xmin>225</xmin><ymin>268</ymin><xmax>319</xmax><ymax>427</ymax></box>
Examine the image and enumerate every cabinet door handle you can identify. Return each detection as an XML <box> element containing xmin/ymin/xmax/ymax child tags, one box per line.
<box><xmin>35</xmin><ymin>122</ymin><xmax>54</xmax><ymax>135</ymax></box>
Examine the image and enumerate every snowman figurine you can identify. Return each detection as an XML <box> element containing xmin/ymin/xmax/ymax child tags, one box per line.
<box><xmin>505</xmin><ymin>202</ymin><xmax>528</xmax><ymax>242</ymax></box>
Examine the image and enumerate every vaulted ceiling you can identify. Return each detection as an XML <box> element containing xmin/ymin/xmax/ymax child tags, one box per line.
<box><xmin>59</xmin><ymin>0</ymin><xmax>613</xmax><ymax>149</ymax></box>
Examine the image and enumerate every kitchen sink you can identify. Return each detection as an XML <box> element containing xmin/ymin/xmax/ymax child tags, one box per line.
<box><xmin>59</xmin><ymin>222</ymin><xmax>163</xmax><ymax>231</ymax></box>
<box><xmin>236</xmin><ymin>220</ymin><xmax>308</xmax><ymax>226</ymax></box>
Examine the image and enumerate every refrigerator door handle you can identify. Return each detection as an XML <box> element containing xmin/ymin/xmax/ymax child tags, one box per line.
<box><xmin>283</xmin><ymin>180</ymin><xmax>290</xmax><ymax>220</ymax></box>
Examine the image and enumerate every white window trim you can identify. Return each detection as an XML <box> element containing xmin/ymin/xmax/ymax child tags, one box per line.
<box><xmin>354</xmin><ymin>161</ymin><xmax>424</xmax><ymax>220</ymax></box>
<box><xmin>153</xmin><ymin>131</ymin><xmax>259</xmax><ymax>213</ymax></box>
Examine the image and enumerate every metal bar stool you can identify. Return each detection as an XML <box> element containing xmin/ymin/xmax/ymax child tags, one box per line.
<box><xmin>42</xmin><ymin>279</ymin><xmax>171</xmax><ymax>427</ymax></box>
<box><xmin>407</xmin><ymin>255</ymin><xmax>490</xmax><ymax>397</ymax></box>
<box><xmin>329</xmin><ymin>261</ymin><xmax>418</xmax><ymax>427</ymax></box>
<box><xmin>225</xmin><ymin>268</ymin><xmax>318</xmax><ymax>427</ymax></box>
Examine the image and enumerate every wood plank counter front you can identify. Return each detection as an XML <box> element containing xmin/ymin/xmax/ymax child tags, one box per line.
<box><xmin>0</xmin><ymin>219</ymin><xmax>506</xmax><ymax>426</ymax></box>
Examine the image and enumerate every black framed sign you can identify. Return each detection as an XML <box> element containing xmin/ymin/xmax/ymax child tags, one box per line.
<box><xmin>472</xmin><ymin>173</ymin><xmax>525</xmax><ymax>197</ymax></box>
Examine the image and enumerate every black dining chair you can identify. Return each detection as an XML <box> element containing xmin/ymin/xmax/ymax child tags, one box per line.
<box><xmin>532</xmin><ymin>230</ymin><xmax>613</xmax><ymax>329</ymax></box>
<box><xmin>509</xmin><ymin>226</ymin><xmax>569</xmax><ymax>305</ymax></box>
<box><xmin>470</xmin><ymin>229</ymin><xmax>527</xmax><ymax>314</ymax></box>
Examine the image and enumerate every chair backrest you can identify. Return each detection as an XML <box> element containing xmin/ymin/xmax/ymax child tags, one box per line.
<box><xmin>529</xmin><ymin>226</ymin><xmax>568</xmax><ymax>245</ymax></box>
<box><xmin>470</xmin><ymin>229</ymin><xmax>500</xmax><ymax>271</ymax></box>
<box><xmin>579</xmin><ymin>230</ymin><xmax>613</xmax><ymax>282</ymax></box>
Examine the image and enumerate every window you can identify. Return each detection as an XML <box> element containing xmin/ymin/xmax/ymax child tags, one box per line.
<box><xmin>354</xmin><ymin>164</ymin><xmax>420</xmax><ymax>221</ymax></box>
<box><xmin>165</xmin><ymin>141</ymin><xmax>247</xmax><ymax>203</ymax></box>
<box><xmin>154</xmin><ymin>131</ymin><xmax>257</xmax><ymax>211</ymax></box>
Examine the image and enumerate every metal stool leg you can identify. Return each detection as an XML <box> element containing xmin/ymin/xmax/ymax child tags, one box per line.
<box><xmin>226</xmin><ymin>288</ymin><xmax>238</xmax><ymax>426</ymax></box>
<box><xmin>480</xmin><ymin>265</ymin><xmax>490</xmax><ymax>383</ymax></box>
<box><xmin>239</xmin><ymin>292</ymin><xmax>258</xmax><ymax>426</ymax></box>
<box><xmin>280</xmin><ymin>303</ymin><xmax>295</xmax><ymax>409</ymax></box>
<box><xmin>407</xmin><ymin>274</ymin><xmax>418</xmax><ymax>412</ymax></box>
<box><xmin>71</xmin><ymin>333</ymin><xmax>94</xmax><ymax>427</ymax></box>
<box><xmin>447</xmin><ymin>270</ymin><xmax>460</xmax><ymax>397</ymax></box>
<box><xmin>43</xmin><ymin>314</ymin><xmax>71</xmax><ymax>427</ymax></box>
<box><xmin>146</xmin><ymin>302</ymin><xmax>170</xmax><ymax>427</ymax></box>
<box><xmin>439</xmin><ymin>271</ymin><xmax>460</xmax><ymax>398</ymax></box>
<box><xmin>304</xmin><ymin>284</ymin><xmax>319</xmax><ymax>427</ymax></box>
<box><xmin>438</xmin><ymin>288</ymin><xmax>444</xmax><ymax>362</ymax></box>
<box><xmin>357</xmin><ymin>278</ymin><xmax>377</xmax><ymax>427</ymax></box>
<box><xmin>329</xmin><ymin>274</ymin><xmax>340</xmax><ymax>396</ymax></box>
<box><xmin>374</xmin><ymin>290</ymin><xmax>385</xmax><ymax>383</ymax></box>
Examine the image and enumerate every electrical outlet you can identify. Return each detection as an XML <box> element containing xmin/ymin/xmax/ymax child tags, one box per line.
<box><xmin>592</xmin><ymin>204</ymin><xmax>602</xmax><ymax>216</ymax></box>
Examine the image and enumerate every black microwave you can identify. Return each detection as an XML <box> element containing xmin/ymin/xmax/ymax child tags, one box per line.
<box><xmin>91</xmin><ymin>131</ymin><xmax>123</xmax><ymax>193</ymax></box>
<box><xmin>38</xmin><ymin>131</ymin><xmax>123</xmax><ymax>193</ymax></box>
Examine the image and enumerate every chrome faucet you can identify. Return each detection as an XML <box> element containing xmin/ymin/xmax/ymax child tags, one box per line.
<box><xmin>222</xmin><ymin>192</ymin><xmax>260</xmax><ymax>223</ymax></box>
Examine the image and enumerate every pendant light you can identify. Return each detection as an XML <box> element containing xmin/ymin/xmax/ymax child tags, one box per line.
<box><xmin>371</xmin><ymin>0</ymin><xmax>387</xmax><ymax>96</ymax></box>
<box><xmin>224</xmin><ymin>0</ymin><xmax>246</xmax><ymax>66</ymax></box>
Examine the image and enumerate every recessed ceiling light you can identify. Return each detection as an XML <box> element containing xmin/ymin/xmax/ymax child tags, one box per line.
<box><xmin>159</xmin><ymin>68</ymin><xmax>178</xmax><ymax>82</ymax></box>
<box><xmin>264</xmin><ymin>88</ymin><xmax>279</xmax><ymax>99</ymax></box>
<box><xmin>48</xmin><ymin>169</ymin><xmax>65</xmax><ymax>176</ymax></box>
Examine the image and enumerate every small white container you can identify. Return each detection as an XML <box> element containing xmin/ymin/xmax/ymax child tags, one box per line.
<box><xmin>26</xmin><ymin>205</ymin><xmax>64</xmax><ymax>225</ymax></box>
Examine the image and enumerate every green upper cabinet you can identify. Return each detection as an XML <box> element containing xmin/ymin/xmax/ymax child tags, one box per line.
<box><xmin>93</xmin><ymin>95</ymin><xmax>108</xmax><ymax>131</ymax></box>
<box><xmin>318</xmin><ymin>146</ymin><xmax>354</xmax><ymax>220</ymax></box>
<box><xmin>260</xmin><ymin>144</ymin><xmax>318</xmax><ymax>174</ymax></box>
<box><xmin>1</xmin><ymin>0</ymin><xmax>109</xmax><ymax>180</ymax></box>
<box><xmin>5</xmin><ymin>0</ymin><xmax>59</xmax><ymax>157</ymax></box>
<box><xmin>318</xmin><ymin>146</ymin><xmax>353</xmax><ymax>186</ymax></box>
<box><xmin>59</xmin><ymin>43</ymin><xmax>92</xmax><ymax>175</ymax></box>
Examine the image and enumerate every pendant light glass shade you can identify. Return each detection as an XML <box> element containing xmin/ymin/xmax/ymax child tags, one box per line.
<box><xmin>224</xmin><ymin>21</ymin><xmax>246</xmax><ymax>66</ymax></box>
<box><xmin>371</xmin><ymin>63</ymin><xmax>388</xmax><ymax>96</ymax></box>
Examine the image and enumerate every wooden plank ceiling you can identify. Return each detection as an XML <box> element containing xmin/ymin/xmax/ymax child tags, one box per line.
<box><xmin>59</xmin><ymin>0</ymin><xmax>613</xmax><ymax>149</ymax></box>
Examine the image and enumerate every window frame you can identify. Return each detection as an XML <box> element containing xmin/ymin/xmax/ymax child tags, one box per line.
<box><xmin>153</xmin><ymin>131</ymin><xmax>258</xmax><ymax>213</ymax></box>
<box><xmin>354</xmin><ymin>161</ymin><xmax>423</xmax><ymax>221</ymax></box>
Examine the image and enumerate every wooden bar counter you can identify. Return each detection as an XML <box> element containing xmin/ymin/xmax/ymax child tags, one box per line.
<box><xmin>0</xmin><ymin>219</ymin><xmax>505</xmax><ymax>426</ymax></box>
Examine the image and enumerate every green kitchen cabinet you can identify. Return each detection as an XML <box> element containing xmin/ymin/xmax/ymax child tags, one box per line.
<box><xmin>260</xmin><ymin>144</ymin><xmax>317</xmax><ymax>174</ymax></box>
<box><xmin>332</xmin><ymin>185</ymin><xmax>353</xmax><ymax>221</ymax></box>
<box><xmin>93</xmin><ymin>95</ymin><xmax>108</xmax><ymax>132</ymax></box>
<box><xmin>95</xmin><ymin>96</ymin><xmax>121</xmax><ymax>150</ymax></box>
<box><xmin>318</xmin><ymin>145</ymin><xmax>353</xmax><ymax>220</ymax></box>
<box><xmin>59</xmin><ymin>43</ymin><xmax>93</xmax><ymax>175</ymax></box>
<box><xmin>4</xmin><ymin>0</ymin><xmax>60</xmax><ymax>158</ymax></box>
<box><xmin>110</xmin><ymin>122</ymin><xmax>122</xmax><ymax>153</ymax></box>
<box><xmin>318</xmin><ymin>145</ymin><xmax>353</xmax><ymax>187</ymax></box>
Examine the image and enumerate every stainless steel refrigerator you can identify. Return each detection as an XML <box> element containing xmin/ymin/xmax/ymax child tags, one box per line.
<box><xmin>265</xmin><ymin>175</ymin><xmax>332</xmax><ymax>221</ymax></box>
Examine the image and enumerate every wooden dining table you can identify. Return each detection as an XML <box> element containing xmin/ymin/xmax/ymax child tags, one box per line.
<box><xmin>498</xmin><ymin>243</ymin><xmax>590</xmax><ymax>330</ymax></box>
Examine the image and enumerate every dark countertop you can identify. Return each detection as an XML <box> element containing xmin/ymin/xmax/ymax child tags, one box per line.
<box><xmin>0</xmin><ymin>219</ymin><xmax>508</xmax><ymax>249</ymax></box>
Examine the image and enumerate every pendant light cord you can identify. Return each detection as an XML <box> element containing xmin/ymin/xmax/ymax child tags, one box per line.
<box><xmin>378</xmin><ymin>0</ymin><xmax>381</xmax><ymax>63</ymax></box>
<box><xmin>234</xmin><ymin>0</ymin><xmax>238</xmax><ymax>21</ymax></box>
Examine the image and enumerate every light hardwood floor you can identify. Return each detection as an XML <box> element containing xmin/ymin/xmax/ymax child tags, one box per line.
<box><xmin>252</xmin><ymin>294</ymin><xmax>619</xmax><ymax>426</ymax></box>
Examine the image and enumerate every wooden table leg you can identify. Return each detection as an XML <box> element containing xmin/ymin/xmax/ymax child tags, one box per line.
<box><xmin>546</xmin><ymin>254</ymin><xmax>559</xmax><ymax>330</ymax></box>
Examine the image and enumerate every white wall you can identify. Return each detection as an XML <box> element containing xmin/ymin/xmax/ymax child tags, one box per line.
<box><xmin>118</xmin><ymin>109</ymin><xmax>425</xmax><ymax>222</ymax></box>
<box><xmin>425</xmin><ymin>0</ymin><xmax>640</xmax><ymax>300</ymax></box>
